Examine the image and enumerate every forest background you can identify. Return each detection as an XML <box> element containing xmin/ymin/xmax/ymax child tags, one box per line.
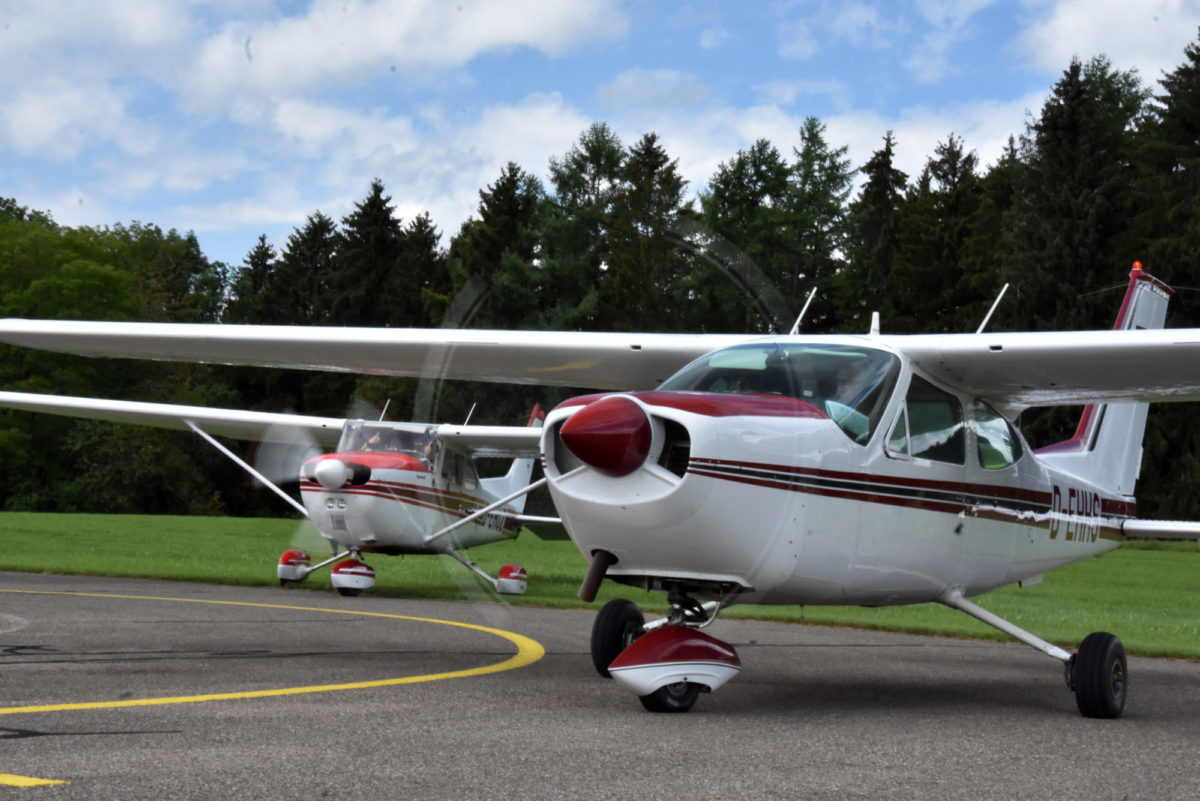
<box><xmin>5</xmin><ymin>39</ymin><xmax>1200</xmax><ymax>521</ymax></box>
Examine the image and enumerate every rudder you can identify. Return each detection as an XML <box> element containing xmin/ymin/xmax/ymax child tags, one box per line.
<box><xmin>1036</xmin><ymin>264</ymin><xmax>1173</xmax><ymax>496</ymax></box>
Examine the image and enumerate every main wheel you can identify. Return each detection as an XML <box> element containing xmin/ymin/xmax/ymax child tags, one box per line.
<box><xmin>591</xmin><ymin>599</ymin><xmax>644</xmax><ymax>678</ymax></box>
<box><xmin>639</xmin><ymin>681</ymin><xmax>701</xmax><ymax>713</ymax></box>
<box><xmin>336</xmin><ymin>587</ymin><xmax>362</xmax><ymax>597</ymax></box>
<box><xmin>1073</xmin><ymin>631</ymin><xmax>1127</xmax><ymax>719</ymax></box>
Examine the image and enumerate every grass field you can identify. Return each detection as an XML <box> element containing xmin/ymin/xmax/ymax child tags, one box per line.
<box><xmin>2</xmin><ymin>511</ymin><xmax>1197</xmax><ymax>659</ymax></box>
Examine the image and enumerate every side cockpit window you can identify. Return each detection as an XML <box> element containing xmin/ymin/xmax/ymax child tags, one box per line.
<box><xmin>888</xmin><ymin>376</ymin><xmax>965</xmax><ymax>464</ymax></box>
<box><xmin>973</xmin><ymin>401</ymin><xmax>1024</xmax><ymax>470</ymax></box>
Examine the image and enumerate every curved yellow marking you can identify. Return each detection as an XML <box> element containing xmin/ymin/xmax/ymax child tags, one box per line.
<box><xmin>0</xmin><ymin>773</ymin><xmax>69</xmax><ymax>787</ymax></box>
<box><xmin>0</xmin><ymin>590</ymin><xmax>544</xmax><ymax>715</ymax></box>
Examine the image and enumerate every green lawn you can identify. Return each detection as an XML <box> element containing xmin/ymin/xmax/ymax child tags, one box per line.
<box><xmin>1</xmin><ymin>512</ymin><xmax>1197</xmax><ymax>659</ymax></box>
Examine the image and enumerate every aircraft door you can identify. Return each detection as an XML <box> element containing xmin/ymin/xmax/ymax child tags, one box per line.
<box><xmin>849</xmin><ymin>374</ymin><xmax>969</xmax><ymax>602</ymax></box>
<box><xmin>959</xmin><ymin>401</ymin><xmax>1022</xmax><ymax>592</ymax></box>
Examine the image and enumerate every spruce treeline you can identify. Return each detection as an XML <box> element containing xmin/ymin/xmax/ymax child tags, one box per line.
<box><xmin>5</xmin><ymin>37</ymin><xmax>1200</xmax><ymax>518</ymax></box>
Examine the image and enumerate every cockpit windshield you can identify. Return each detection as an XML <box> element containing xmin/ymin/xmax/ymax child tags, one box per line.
<box><xmin>657</xmin><ymin>342</ymin><xmax>901</xmax><ymax>443</ymax></box>
<box><xmin>337</xmin><ymin>421</ymin><xmax>439</xmax><ymax>465</ymax></box>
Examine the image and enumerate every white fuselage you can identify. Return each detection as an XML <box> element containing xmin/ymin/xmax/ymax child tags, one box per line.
<box><xmin>301</xmin><ymin>451</ymin><xmax>518</xmax><ymax>555</ymax></box>
<box><xmin>542</xmin><ymin>348</ymin><xmax>1128</xmax><ymax>607</ymax></box>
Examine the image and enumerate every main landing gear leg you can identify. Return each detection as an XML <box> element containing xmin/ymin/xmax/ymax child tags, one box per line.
<box><xmin>444</xmin><ymin>550</ymin><xmax>529</xmax><ymax>595</ymax></box>
<box><xmin>278</xmin><ymin>548</ymin><xmax>377</xmax><ymax>597</ymax></box>
<box><xmin>937</xmin><ymin>587</ymin><xmax>1127</xmax><ymax>719</ymax></box>
<box><xmin>590</xmin><ymin>591</ymin><xmax>741</xmax><ymax>714</ymax></box>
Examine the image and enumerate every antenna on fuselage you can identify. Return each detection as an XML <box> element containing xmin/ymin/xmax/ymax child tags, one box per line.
<box><xmin>869</xmin><ymin>311</ymin><xmax>881</xmax><ymax>336</ymax></box>
<box><xmin>463</xmin><ymin>403</ymin><xmax>477</xmax><ymax>425</ymax></box>
<box><xmin>378</xmin><ymin>399</ymin><xmax>391</xmax><ymax>421</ymax></box>
<box><xmin>975</xmin><ymin>283</ymin><xmax>1010</xmax><ymax>334</ymax></box>
<box><xmin>789</xmin><ymin>287</ymin><xmax>818</xmax><ymax>335</ymax></box>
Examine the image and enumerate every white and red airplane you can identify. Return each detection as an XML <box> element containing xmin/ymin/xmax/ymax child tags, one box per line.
<box><xmin>1</xmin><ymin>264</ymin><xmax>1198</xmax><ymax>718</ymax></box>
<box><xmin>0</xmin><ymin>388</ymin><xmax>551</xmax><ymax>596</ymax></box>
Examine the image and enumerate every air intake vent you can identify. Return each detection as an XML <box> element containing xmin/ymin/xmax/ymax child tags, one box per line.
<box><xmin>657</xmin><ymin>418</ymin><xmax>691</xmax><ymax>477</ymax></box>
<box><xmin>551</xmin><ymin>420</ymin><xmax>584</xmax><ymax>474</ymax></box>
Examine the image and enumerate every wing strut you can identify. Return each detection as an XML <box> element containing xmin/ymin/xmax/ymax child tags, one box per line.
<box><xmin>185</xmin><ymin>420</ymin><xmax>309</xmax><ymax>518</ymax></box>
<box><xmin>422</xmin><ymin>477</ymin><xmax>550</xmax><ymax>546</ymax></box>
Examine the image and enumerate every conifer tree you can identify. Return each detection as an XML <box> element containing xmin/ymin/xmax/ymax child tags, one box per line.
<box><xmin>225</xmin><ymin>234</ymin><xmax>276</xmax><ymax>323</ymax></box>
<box><xmin>604</xmin><ymin>133</ymin><xmax>691</xmax><ymax>331</ymax></box>
<box><xmin>446</xmin><ymin>162</ymin><xmax>544</xmax><ymax>329</ymax></box>
<box><xmin>270</xmin><ymin>211</ymin><xmax>338</xmax><ymax>325</ymax></box>
<box><xmin>330</xmin><ymin>179</ymin><xmax>404</xmax><ymax>326</ymax></box>
<box><xmin>890</xmin><ymin>134</ymin><xmax>982</xmax><ymax>333</ymax></box>
<box><xmin>698</xmin><ymin>138</ymin><xmax>796</xmax><ymax>333</ymax></box>
<box><xmin>1005</xmin><ymin>56</ymin><xmax>1148</xmax><ymax>332</ymax></box>
<box><xmin>837</xmin><ymin>131</ymin><xmax>907</xmax><ymax>330</ymax></box>
<box><xmin>541</xmin><ymin>123</ymin><xmax>625</xmax><ymax>329</ymax></box>
<box><xmin>785</xmin><ymin>117</ymin><xmax>854</xmax><ymax>331</ymax></box>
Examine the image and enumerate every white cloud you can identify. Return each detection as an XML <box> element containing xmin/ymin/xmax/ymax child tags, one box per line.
<box><xmin>903</xmin><ymin>0</ymin><xmax>996</xmax><ymax>83</ymax></box>
<box><xmin>825</xmin><ymin>90</ymin><xmax>1044</xmax><ymax>185</ymax></box>
<box><xmin>779</xmin><ymin>16</ymin><xmax>820</xmax><ymax>60</ymax></box>
<box><xmin>594</xmin><ymin>70</ymin><xmax>712</xmax><ymax>111</ymax></box>
<box><xmin>1017</xmin><ymin>0</ymin><xmax>1200</xmax><ymax>84</ymax></box>
<box><xmin>169</xmin><ymin>92</ymin><xmax>589</xmax><ymax>248</ymax></box>
<box><xmin>830</xmin><ymin>1</ymin><xmax>900</xmax><ymax>47</ymax></box>
<box><xmin>181</xmin><ymin>0</ymin><xmax>628</xmax><ymax>112</ymax></box>
<box><xmin>699</xmin><ymin>26</ymin><xmax>730</xmax><ymax>49</ymax></box>
<box><xmin>588</xmin><ymin>78</ymin><xmax>1041</xmax><ymax>209</ymax></box>
<box><xmin>0</xmin><ymin>80</ymin><xmax>146</xmax><ymax>161</ymax></box>
<box><xmin>755</xmin><ymin>79</ymin><xmax>852</xmax><ymax>110</ymax></box>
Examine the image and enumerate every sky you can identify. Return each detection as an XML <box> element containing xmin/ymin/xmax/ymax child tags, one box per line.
<box><xmin>2</xmin><ymin>0</ymin><xmax>1200</xmax><ymax>269</ymax></box>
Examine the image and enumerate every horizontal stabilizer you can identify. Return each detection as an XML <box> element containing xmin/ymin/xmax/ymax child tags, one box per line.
<box><xmin>434</xmin><ymin>423</ymin><xmax>542</xmax><ymax>458</ymax></box>
<box><xmin>1122</xmin><ymin>519</ymin><xmax>1200</xmax><ymax>541</ymax></box>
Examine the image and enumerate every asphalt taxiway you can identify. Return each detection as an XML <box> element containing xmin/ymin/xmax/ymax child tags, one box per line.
<box><xmin>2</xmin><ymin>572</ymin><xmax>1198</xmax><ymax>800</ymax></box>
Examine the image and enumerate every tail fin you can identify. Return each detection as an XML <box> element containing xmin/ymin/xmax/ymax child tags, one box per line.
<box><xmin>478</xmin><ymin>404</ymin><xmax>544</xmax><ymax>513</ymax></box>
<box><xmin>1036</xmin><ymin>264</ymin><xmax>1173</xmax><ymax>496</ymax></box>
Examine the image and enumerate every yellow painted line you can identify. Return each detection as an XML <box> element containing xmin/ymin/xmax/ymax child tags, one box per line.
<box><xmin>0</xmin><ymin>773</ymin><xmax>69</xmax><ymax>787</ymax></box>
<box><xmin>0</xmin><ymin>590</ymin><xmax>544</xmax><ymax>715</ymax></box>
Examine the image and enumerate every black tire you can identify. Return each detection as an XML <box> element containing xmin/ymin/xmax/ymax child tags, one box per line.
<box><xmin>1073</xmin><ymin>631</ymin><xmax>1127</xmax><ymax>719</ymax></box>
<box><xmin>639</xmin><ymin>681</ymin><xmax>701</xmax><ymax>713</ymax></box>
<box><xmin>336</xmin><ymin>587</ymin><xmax>362</xmax><ymax>597</ymax></box>
<box><xmin>591</xmin><ymin>599</ymin><xmax>644</xmax><ymax>678</ymax></box>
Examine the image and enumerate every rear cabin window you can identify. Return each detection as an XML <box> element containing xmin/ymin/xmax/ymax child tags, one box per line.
<box><xmin>973</xmin><ymin>401</ymin><xmax>1024</xmax><ymax>469</ymax></box>
<box><xmin>891</xmin><ymin>376</ymin><xmax>965</xmax><ymax>464</ymax></box>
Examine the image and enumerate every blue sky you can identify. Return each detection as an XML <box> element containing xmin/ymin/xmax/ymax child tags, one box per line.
<box><xmin>3</xmin><ymin>1</ymin><xmax>1199</xmax><ymax>268</ymax></box>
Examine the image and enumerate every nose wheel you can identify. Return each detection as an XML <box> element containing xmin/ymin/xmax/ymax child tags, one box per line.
<box><xmin>591</xmin><ymin>593</ymin><xmax>741</xmax><ymax>713</ymax></box>
<box><xmin>639</xmin><ymin>680</ymin><xmax>702</xmax><ymax>713</ymax></box>
<box><xmin>591</xmin><ymin>599</ymin><xmax>645</xmax><ymax>678</ymax></box>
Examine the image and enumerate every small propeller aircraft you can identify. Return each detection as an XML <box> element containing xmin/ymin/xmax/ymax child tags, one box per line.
<box><xmin>0</xmin><ymin>388</ymin><xmax>552</xmax><ymax>596</ymax></box>
<box><xmin>1</xmin><ymin>264</ymin><xmax>1199</xmax><ymax>718</ymax></box>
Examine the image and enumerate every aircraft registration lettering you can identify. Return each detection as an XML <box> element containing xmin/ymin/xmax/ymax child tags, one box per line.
<box><xmin>1048</xmin><ymin>485</ymin><xmax>1101</xmax><ymax>542</ymax></box>
<box><xmin>458</xmin><ymin>505</ymin><xmax>509</xmax><ymax>532</ymax></box>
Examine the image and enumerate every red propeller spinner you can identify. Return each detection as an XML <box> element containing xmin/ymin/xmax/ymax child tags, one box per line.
<box><xmin>559</xmin><ymin>395</ymin><xmax>652</xmax><ymax>477</ymax></box>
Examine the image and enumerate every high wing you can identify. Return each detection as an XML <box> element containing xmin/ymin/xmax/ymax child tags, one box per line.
<box><xmin>0</xmin><ymin>390</ymin><xmax>542</xmax><ymax>458</ymax></box>
<box><xmin>0</xmin><ymin>390</ymin><xmax>345</xmax><ymax>447</ymax></box>
<box><xmin>896</xmin><ymin>328</ymin><xmax>1200</xmax><ymax>411</ymax></box>
<box><xmin>0</xmin><ymin>319</ymin><xmax>757</xmax><ymax>391</ymax></box>
<box><xmin>5</xmin><ymin>319</ymin><xmax>1200</xmax><ymax>409</ymax></box>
